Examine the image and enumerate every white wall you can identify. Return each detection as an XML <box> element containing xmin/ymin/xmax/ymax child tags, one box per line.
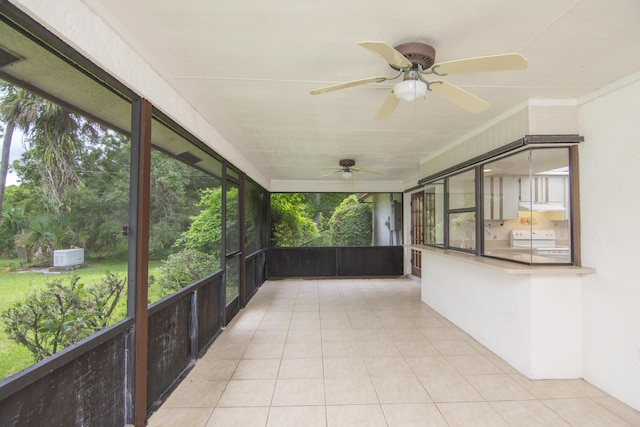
<box><xmin>421</xmin><ymin>250</ymin><xmax>583</xmax><ymax>379</ymax></box>
<box><xmin>579</xmin><ymin>75</ymin><xmax>640</xmax><ymax>410</ymax></box>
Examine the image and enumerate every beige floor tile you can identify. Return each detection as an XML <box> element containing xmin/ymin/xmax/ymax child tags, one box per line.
<box><xmin>262</xmin><ymin>312</ymin><xmax>293</xmax><ymax>322</ymax></box>
<box><xmin>420</xmin><ymin>327</ymin><xmax>463</xmax><ymax>340</ymax></box>
<box><xmin>278</xmin><ymin>357</ymin><xmax>323</xmax><ymax>379</ymax></box>
<box><xmin>271</xmin><ymin>378</ymin><xmax>325</xmax><ymax>406</ymax></box>
<box><xmin>365</xmin><ymin>356</ymin><xmax>415</xmax><ymax>377</ymax></box>
<box><xmin>395</xmin><ymin>340</ymin><xmax>440</xmax><ymax>357</ymax></box>
<box><xmin>431</xmin><ymin>339</ymin><xmax>480</xmax><ymax>355</ymax></box>
<box><xmin>232</xmin><ymin>358</ymin><xmax>280</xmax><ymax>379</ymax></box>
<box><xmin>465</xmin><ymin>374</ymin><xmax>536</xmax><ymax>401</ymax></box>
<box><xmin>382</xmin><ymin>403</ymin><xmax>449</xmax><ymax>427</ymax></box>
<box><xmin>350</xmin><ymin>317</ymin><xmax>383</xmax><ymax>329</ymax></box>
<box><xmin>217</xmin><ymin>379</ymin><xmax>276</xmax><ymax>407</ymax></box>
<box><xmin>446</xmin><ymin>354</ymin><xmax>503</xmax><ymax>375</ymax></box>
<box><xmin>490</xmin><ymin>400</ymin><xmax>570</xmax><ymax>426</ymax></box>
<box><xmin>353</xmin><ymin>328</ymin><xmax>389</xmax><ymax>342</ymax></box>
<box><xmin>187</xmin><ymin>358</ymin><xmax>239</xmax><ymax>381</ymax></box>
<box><xmin>151</xmin><ymin>280</ymin><xmax>639</xmax><ymax>427</ymax></box>
<box><xmin>289</xmin><ymin>319</ymin><xmax>321</xmax><ymax>330</ymax></box>
<box><xmin>564</xmin><ymin>378</ymin><xmax>609</xmax><ymax>397</ymax></box>
<box><xmin>257</xmin><ymin>320</ymin><xmax>291</xmax><ymax>331</ymax></box>
<box><xmin>379</xmin><ymin>318</ymin><xmax>416</xmax><ymax>329</ymax></box>
<box><xmin>420</xmin><ymin>375</ymin><xmax>484</xmax><ymax>402</ymax></box>
<box><xmin>358</xmin><ymin>340</ymin><xmax>401</xmax><ymax>357</ymax></box>
<box><xmin>293</xmin><ymin>303</ymin><xmax>320</xmax><ymax>312</ymax></box>
<box><xmin>267</xmin><ymin>406</ymin><xmax>326</xmax><ymax>427</ymax></box>
<box><xmin>286</xmin><ymin>329</ymin><xmax>321</xmax><ymax>343</ymax></box>
<box><xmin>251</xmin><ymin>330</ymin><xmax>288</xmax><ymax>343</ymax></box>
<box><xmin>204</xmin><ymin>343</ymin><xmax>247</xmax><ymax>359</ymax></box>
<box><xmin>148</xmin><ymin>407</ymin><xmax>213</xmax><ymax>427</ymax></box>
<box><xmin>321</xmin><ymin>329</ymin><xmax>355</xmax><ymax>342</ymax></box>
<box><xmin>325</xmin><ymin>377</ymin><xmax>379</xmax><ymax>404</ymax></box>
<box><xmin>372</xmin><ymin>376</ymin><xmax>432</xmax><ymax>403</ymax></box>
<box><xmin>321</xmin><ymin>318</ymin><xmax>353</xmax><ymax>330</ymax></box>
<box><xmin>291</xmin><ymin>310</ymin><xmax>320</xmax><ymax>320</ymax></box>
<box><xmin>542</xmin><ymin>398</ymin><xmax>632</xmax><ymax>426</ymax></box>
<box><xmin>162</xmin><ymin>379</ymin><xmax>226</xmax><ymax>407</ymax></box>
<box><xmin>323</xmin><ymin>357</ymin><xmax>369</xmax><ymax>378</ymax></box>
<box><xmin>243</xmin><ymin>341</ymin><xmax>285</xmax><ymax>359</ymax></box>
<box><xmin>385</xmin><ymin>328</ymin><xmax>427</xmax><ymax>342</ymax></box>
<box><xmin>592</xmin><ymin>396</ymin><xmax>640</xmax><ymax>426</ymax></box>
<box><xmin>326</xmin><ymin>404</ymin><xmax>387</xmax><ymax>427</ymax></box>
<box><xmin>483</xmin><ymin>353</ymin><xmax>520</xmax><ymax>373</ymax></box>
<box><xmin>322</xmin><ymin>341</ymin><xmax>362</xmax><ymax>358</ymax></box>
<box><xmin>510</xmin><ymin>374</ymin><xmax>591</xmax><ymax>399</ymax></box>
<box><xmin>206</xmin><ymin>407</ymin><xmax>269</xmax><ymax>427</ymax></box>
<box><xmin>406</xmin><ymin>355</ymin><xmax>459</xmax><ymax>376</ymax></box>
<box><xmin>283</xmin><ymin>341</ymin><xmax>323</xmax><ymax>358</ymax></box>
<box><xmin>437</xmin><ymin>401</ymin><xmax>510</xmax><ymax>427</ymax></box>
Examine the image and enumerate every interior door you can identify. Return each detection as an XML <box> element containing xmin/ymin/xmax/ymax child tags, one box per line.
<box><xmin>410</xmin><ymin>191</ymin><xmax>424</xmax><ymax>277</ymax></box>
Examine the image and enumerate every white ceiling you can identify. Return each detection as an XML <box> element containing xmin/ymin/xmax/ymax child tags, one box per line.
<box><xmin>82</xmin><ymin>0</ymin><xmax>640</xmax><ymax>188</ymax></box>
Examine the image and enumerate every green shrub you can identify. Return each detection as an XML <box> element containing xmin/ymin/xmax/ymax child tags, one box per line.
<box><xmin>329</xmin><ymin>195</ymin><xmax>372</xmax><ymax>246</ymax></box>
<box><xmin>154</xmin><ymin>249</ymin><xmax>219</xmax><ymax>297</ymax></box>
<box><xmin>1</xmin><ymin>272</ymin><xmax>126</xmax><ymax>361</ymax></box>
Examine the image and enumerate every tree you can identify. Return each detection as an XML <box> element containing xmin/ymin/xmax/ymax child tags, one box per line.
<box><xmin>1</xmin><ymin>82</ymin><xmax>102</xmax><ymax>214</ymax></box>
<box><xmin>1</xmin><ymin>273</ymin><xmax>126</xmax><ymax>361</ymax></box>
<box><xmin>270</xmin><ymin>193</ymin><xmax>318</xmax><ymax>247</ymax></box>
<box><xmin>0</xmin><ymin>81</ymin><xmax>39</xmax><ymax>212</ymax></box>
<box><xmin>0</xmin><ymin>121</ymin><xmax>15</xmax><ymax>211</ymax></box>
<box><xmin>178</xmin><ymin>186</ymin><xmax>226</xmax><ymax>259</ymax></box>
<box><xmin>329</xmin><ymin>195</ymin><xmax>372</xmax><ymax>246</ymax></box>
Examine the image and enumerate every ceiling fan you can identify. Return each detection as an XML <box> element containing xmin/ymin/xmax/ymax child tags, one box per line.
<box><xmin>310</xmin><ymin>41</ymin><xmax>528</xmax><ymax>119</ymax></box>
<box><xmin>320</xmin><ymin>159</ymin><xmax>383</xmax><ymax>179</ymax></box>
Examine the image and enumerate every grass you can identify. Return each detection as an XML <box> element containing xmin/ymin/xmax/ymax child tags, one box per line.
<box><xmin>0</xmin><ymin>257</ymin><xmax>162</xmax><ymax>380</ymax></box>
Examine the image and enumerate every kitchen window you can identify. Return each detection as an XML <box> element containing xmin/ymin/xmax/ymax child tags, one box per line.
<box><xmin>417</xmin><ymin>136</ymin><xmax>580</xmax><ymax>266</ymax></box>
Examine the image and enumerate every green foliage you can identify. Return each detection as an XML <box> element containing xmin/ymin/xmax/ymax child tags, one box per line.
<box><xmin>270</xmin><ymin>193</ymin><xmax>318</xmax><ymax>247</ymax></box>
<box><xmin>179</xmin><ymin>186</ymin><xmax>224</xmax><ymax>256</ymax></box>
<box><xmin>1</xmin><ymin>272</ymin><xmax>126</xmax><ymax>361</ymax></box>
<box><xmin>329</xmin><ymin>195</ymin><xmax>373</xmax><ymax>246</ymax></box>
<box><xmin>154</xmin><ymin>249</ymin><xmax>219</xmax><ymax>297</ymax></box>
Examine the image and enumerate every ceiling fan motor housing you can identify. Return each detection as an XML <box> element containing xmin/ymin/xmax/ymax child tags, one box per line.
<box><xmin>339</xmin><ymin>159</ymin><xmax>356</xmax><ymax>168</ymax></box>
<box><xmin>392</xmin><ymin>42</ymin><xmax>436</xmax><ymax>70</ymax></box>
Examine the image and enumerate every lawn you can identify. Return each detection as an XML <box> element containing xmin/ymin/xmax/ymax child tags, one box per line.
<box><xmin>0</xmin><ymin>258</ymin><xmax>162</xmax><ymax>379</ymax></box>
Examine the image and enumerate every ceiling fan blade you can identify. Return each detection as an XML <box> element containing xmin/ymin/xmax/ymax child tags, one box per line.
<box><xmin>310</xmin><ymin>76</ymin><xmax>387</xmax><ymax>95</ymax></box>
<box><xmin>319</xmin><ymin>170</ymin><xmax>339</xmax><ymax>178</ymax></box>
<box><xmin>352</xmin><ymin>167</ymin><xmax>384</xmax><ymax>175</ymax></box>
<box><xmin>358</xmin><ymin>41</ymin><xmax>413</xmax><ymax>69</ymax></box>
<box><xmin>374</xmin><ymin>91</ymin><xmax>401</xmax><ymax>120</ymax></box>
<box><xmin>431</xmin><ymin>53</ymin><xmax>528</xmax><ymax>75</ymax></box>
<box><xmin>429</xmin><ymin>81</ymin><xmax>490</xmax><ymax>113</ymax></box>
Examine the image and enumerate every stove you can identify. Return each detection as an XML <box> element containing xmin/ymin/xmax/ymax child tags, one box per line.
<box><xmin>510</xmin><ymin>229</ymin><xmax>570</xmax><ymax>258</ymax></box>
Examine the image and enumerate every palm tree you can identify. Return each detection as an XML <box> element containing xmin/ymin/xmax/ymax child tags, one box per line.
<box><xmin>0</xmin><ymin>81</ymin><xmax>101</xmax><ymax>214</ymax></box>
<box><xmin>0</xmin><ymin>82</ymin><xmax>38</xmax><ymax>211</ymax></box>
<box><xmin>0</xmin><ymin>121</ymin><xmax>14</xmax><ymax>211</ymax></box>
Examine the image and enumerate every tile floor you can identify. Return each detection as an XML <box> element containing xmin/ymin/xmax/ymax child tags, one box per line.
<box><xmin>148</xmin><ymin>278</ymin><xmax>640</xmax><ymax>427</ymax></box>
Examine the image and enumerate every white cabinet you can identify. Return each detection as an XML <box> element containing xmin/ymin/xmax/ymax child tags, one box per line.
<box><xmin>518</xmin><ymin>175</ymin><xmax>569</xmax><ymax>218</ymax></box>
<box><xmin>484</xmin><ymin>176</ymin><xmax>519</xmax><ymax>220</ymax></box>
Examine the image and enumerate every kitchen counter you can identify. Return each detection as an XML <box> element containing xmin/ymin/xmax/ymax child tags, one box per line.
<box><xmin>408</xmin><ymin>244</ymin><xmax>595</xmax><ymax>275</ymax></box>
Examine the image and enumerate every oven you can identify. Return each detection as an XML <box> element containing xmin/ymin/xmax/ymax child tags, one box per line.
<box><xmin>510</xmin><ymin>229</ymin><xmax>570</xmax><ymax>259</ymax></box>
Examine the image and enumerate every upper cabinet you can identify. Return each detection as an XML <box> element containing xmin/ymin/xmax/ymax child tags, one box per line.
<box><xmin>484</xmin><ymin>175</ymin><xmax>519</xmax><ymax>220</ymax></box>
<box><xmin>518</xmin><ymin>175</ymin><xmax>569</xmax><ymax>217</ymax></box>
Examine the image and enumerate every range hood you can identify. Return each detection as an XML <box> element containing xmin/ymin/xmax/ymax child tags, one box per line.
<box><xmin>518</xmin><ymin>202</ymin><xmax>566</xmax><ymax>212</ymax></box>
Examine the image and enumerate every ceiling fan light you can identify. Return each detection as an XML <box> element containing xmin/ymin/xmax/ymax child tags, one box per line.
<box><xmin>393</xmin><ymin>79</ymin><xmax>427</xmax><ymax>102</ymax></box>
<box><xmin>341</xmin><ymin>170</ymin><xmax>353</xmax><ymax>179</ymax></box>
